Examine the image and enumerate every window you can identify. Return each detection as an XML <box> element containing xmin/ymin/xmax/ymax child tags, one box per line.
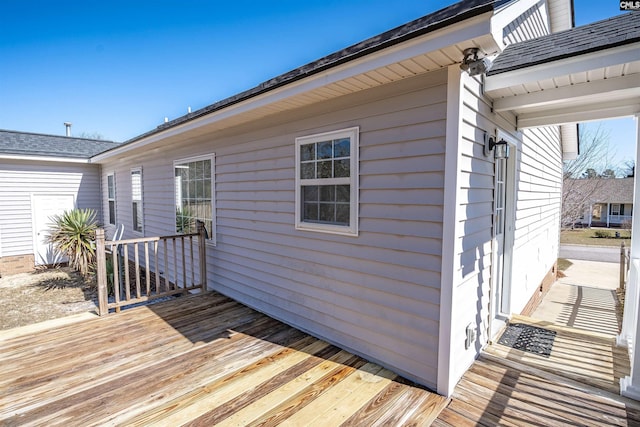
<box><xmin>174</xmin><ymin>155</ymin><xmax>214</xmax><ymax>241</ymax></box>
<box><xmin>295</xmin><ymin>127</ymin><xmax>359</xmax><ymax>235</ymax></box>
<box><xmin>611</xmin><ymin>204</ymin><xmax>621</xmax><ymax>216</ymax></box>
<box><xmin>107</xmin><ymin>173</ymin><xmax>116</xmax><ymax>225</ymax></box>
<box><xmin>131</xmin><ymin>168</ymin><xmax>143</xmax><ymax>233</ymax></box>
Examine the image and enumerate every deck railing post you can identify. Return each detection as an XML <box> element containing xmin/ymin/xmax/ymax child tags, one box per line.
<box><xmin>198</xmin><ymin>222</ymin><xmax>207</xmax><ymax>293</ymax></box>
<box><xmin>95</xmin><ymin>229</ymin><xmax>108</xmax><ymax>316</ymax></box>
<box><xmin>622</xmin><ymin>242</ymin><xmax>627</xmax><ymax>290</ymax></box>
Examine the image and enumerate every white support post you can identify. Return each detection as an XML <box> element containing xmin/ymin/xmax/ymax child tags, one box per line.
<box><xmin>620</xmin><ymin>115</ymin><xmax>640</xmax><ymax>400</ymax></box>
<box><xmin>607</xmin><ymin>202</ymin><xmax>611</xmax><ymax>228</ymax></box>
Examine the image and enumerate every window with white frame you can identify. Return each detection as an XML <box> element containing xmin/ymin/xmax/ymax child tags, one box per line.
<box><xmin>107</xmin><ymin>173</ymin><xmax>116</xmax><ymax>225</ymax></box>
<box><xmin>174</xmin><ymin>155</ymin><xmax>214</xmax><ymax>240</ymax></box>
<box><xmin>295</xmin><ymin>127</ymin><xmax>359</xmax><ymax>235</ymax></box>
<box><xmin>131</xmin><ymin>168</ymin><xmax>143</xmax><ymax>233</ymax></box>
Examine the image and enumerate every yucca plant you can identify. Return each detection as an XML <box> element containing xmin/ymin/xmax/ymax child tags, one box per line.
<box><xmin>46</xmin><ymin>208</ymin><xmax>98</xmax><ymax>277</ymax></box>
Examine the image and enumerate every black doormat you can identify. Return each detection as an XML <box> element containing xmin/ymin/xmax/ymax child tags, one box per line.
<box><xmin>497</xmin><ymin>323</ymin><xmax>556</xmax><ymax>358</ymax></box>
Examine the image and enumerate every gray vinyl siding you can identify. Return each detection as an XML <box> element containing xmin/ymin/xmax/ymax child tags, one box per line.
<box><xmin>511</xmin><ymin>126</ymin><xmax>562</xmax><ymax>310</ymax></box>
<box><xmin>0</xmin><ymin>160</ymin><xmax>101</xmax><ymax>257</ymax></box>
<box><xmin>99</xmin><ymin>70</ymin><xmax>448</xmax><ymax>389</ymax></box>
<box><xmin>502</xmin><ymin>1</ymin><xmax>550</xmax><ymax>45</ymax></box>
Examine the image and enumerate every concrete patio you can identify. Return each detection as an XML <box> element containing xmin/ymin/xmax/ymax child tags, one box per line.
<box><xmin>532</xmin><ymin>259</ymin><xmax>622</xmax><ymax>336</ymax></box>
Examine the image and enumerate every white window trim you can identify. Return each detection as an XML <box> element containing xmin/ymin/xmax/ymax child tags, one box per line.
<box><xmin>131</xmin><ymin>167</ymin><xmax>144</xmax><ymax>234</ymax></box>
<box><xmin>295</xmin><ymin>126</ymin><xmax>359</xmax><ymax>236</ymax></box>
<box><xmin>173</xmin><ymin>154</ymin><xmax>216</xmax><ymax>245</ymax></box>
<box><xmin>107</xmin><ymin>172</ymin><xmax>116</xmax><ymax>226</ymax></box>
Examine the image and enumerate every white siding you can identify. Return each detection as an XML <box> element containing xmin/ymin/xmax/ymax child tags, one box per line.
<box><xmin>511</xmin><ymin>126</ymin><xmax>562</xmax><ymax>312</ymax></box>
<box><xmin>0</xmin><ymin>160</ymin><xmax>102</xmax><ymax>257</ymax></box>
<box><xmin>446</xmin><ymin>73</ymin><xmax>562</xmax><ymax>388</ymax></box>
<box><xmin>446</xmin><ymin>71</ymin><xmax>517</xmax><ymax>386</ymax></box>
<box><xmin>99</xmin><ymin>70</ymin><xmax>448</xmax><ymax>389</ymax></box>
<box><xmin>502</xmin><ymin>1</ymin><xmax>550</xmax><ymax>45</ymax></box>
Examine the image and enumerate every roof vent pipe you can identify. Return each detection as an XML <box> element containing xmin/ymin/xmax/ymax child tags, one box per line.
<box><xmin>64</xmin><ymin>122</ymin><xmax>72</xmax><ymax>137</ymax></box>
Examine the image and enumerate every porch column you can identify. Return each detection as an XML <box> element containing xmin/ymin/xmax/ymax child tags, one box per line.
<box><xmin>589</xmin><ymin>204</ymin><xmax>592</xmax><ymax>227</ymax></box>
<box><xmin>620</xmin><ymin>114</ymin><xmax>640</xmax><ymax>400</ymax></box>
<box><xmin>607</xmin><ymin>202</ymin><xmax>611</xmax><ymax>227</ymax></box>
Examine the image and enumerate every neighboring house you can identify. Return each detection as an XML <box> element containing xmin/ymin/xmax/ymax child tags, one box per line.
<box><xmin>565</xmin><ymin>178</ymin><xmax>634</xmax><ymax>228</ymax></box>
<box><xmin>0</xmin><ymin>130</ymin><xmax>119</xmax><ymax>276</ymax></box>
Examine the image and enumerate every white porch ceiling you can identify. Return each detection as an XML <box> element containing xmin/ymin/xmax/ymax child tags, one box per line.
<box><xmin>485</xmin><ymin>44</ymin><xmax>640</xmax><ymax>128</ymax></box>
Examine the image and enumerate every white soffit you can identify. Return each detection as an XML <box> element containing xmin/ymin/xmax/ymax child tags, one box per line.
<box><xmin>93</xmin><ymin>13</ymin><xmax>499</xmax><ymax>162</ymax></box>
<box><xmin>485</xmin><ymin>44</ymin><xmax>640</xmax><ymax>128</ymax></box>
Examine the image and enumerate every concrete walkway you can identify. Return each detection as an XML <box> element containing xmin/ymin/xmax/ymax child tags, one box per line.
<box><xmin>531</xmin><ymin>259</ymin><xmax>622</xmax><ymax>336</ymax></box>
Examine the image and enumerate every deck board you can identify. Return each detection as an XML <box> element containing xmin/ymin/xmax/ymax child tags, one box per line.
<box><xmin>0</xmin><ymin>292</ymin><xmax>443</xmax><ymax>426</ymax></box>
<box><xmin>4</xmin><ymin>291</ymin><xmax>640</xmax><ymax>426</ymax></box>
<box><xmin>435</xmin><ymin>314</ymin><xmax>640</xmax><ymax>426</ymax></box>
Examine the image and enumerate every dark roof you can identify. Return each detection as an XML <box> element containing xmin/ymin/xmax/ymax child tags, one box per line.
<box><xmin>0</xmin><ymin>129</ymin><xmax>120</xmax><ymax>159</ymax></box>
<box><xmin>567</xmin><ymin>177</ymin><xmax>635</xmax><ymax>204</ymax></box>
<box><xmin>488</xmin><ymin>12</ymin><xmax>640</xmax><ymax>75</ymax></box>
<box><xmin>116</xmin><ymin>0</ymin><xmax>505</xmax><ymax>148</ymax></box>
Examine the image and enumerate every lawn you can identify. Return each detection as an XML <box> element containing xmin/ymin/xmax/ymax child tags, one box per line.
<box><xmin>561</xmin><ymin>228</ymin><xmax>631</xmax><ymax>247</ymax></box>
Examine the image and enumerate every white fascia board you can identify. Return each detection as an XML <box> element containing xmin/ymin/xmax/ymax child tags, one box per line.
<box><xmin>92</xmin><ymin>13</ymin><xmax>495</xmax><ymax>163</ymax></box>
<box><xmin>485</xmin><ymin>43</ymin><xmax>640</xmax><ymax>92</ymax></box>
<box><xmin>490</xmin><ymin>0</ymin><xmax>547</xmax><ymax>51</ymax></box>
<box><xmin>0</xmin><ymin>154</ymin><xmax>90</xmax><ymax>163</ymax></box>
<box><xmin>493</xmin><ymin>72</ymin><xmax>640</xmax><ymax>112</ymax></box>
<box><xmin>518</xmin><ymin>100</ymin><xmax>640</xmax><ymax>128</ymax></box>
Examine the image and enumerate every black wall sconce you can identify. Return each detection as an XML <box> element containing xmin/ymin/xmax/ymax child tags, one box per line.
<box><xmin>484</xmin><ymin>133</ymin><xmax>510</xmax><ymax>159</ymax></box>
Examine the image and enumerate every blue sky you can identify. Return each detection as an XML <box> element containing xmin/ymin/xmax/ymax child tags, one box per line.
<box><xmin>0</xmin><ymin>0</ymin><xmax>635</xmax><ymax>169</ymax></box>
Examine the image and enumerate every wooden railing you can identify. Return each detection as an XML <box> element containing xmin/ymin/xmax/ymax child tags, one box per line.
<box><xmin>95</xmin><ymin>224</ymin><xmax>207</xmax><ymax>315</ymax></box>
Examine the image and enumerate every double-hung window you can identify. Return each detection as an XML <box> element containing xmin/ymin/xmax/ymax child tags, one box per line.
<box><xmin>295</xmin><ymin>127</ymin><xmax>359</xmax><ymax>236</ymax></box>
<box><xmin>107</xmin><ymin>173</ymin><xmax>116</xmax><ymax>225</ymax></box>
<box><xmin>174</xmin><ymin>155</ymin><xmax>215</xmax><ymax>242</ymax></box>
<box><xmin>131</xmin><ymin>168</ymin><xmax>143</xmax><ymax>233</ymax></box>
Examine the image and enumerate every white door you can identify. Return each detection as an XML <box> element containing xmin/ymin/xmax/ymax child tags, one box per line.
<box><xmin>32</xmin><ymin>194</ymin><xmax>75</xmax><ymax>265</ymax></box>
<box><xmin>490</xmin><ymin>134</ymin><xmax>515</xmax><ymax>339</ymax></box>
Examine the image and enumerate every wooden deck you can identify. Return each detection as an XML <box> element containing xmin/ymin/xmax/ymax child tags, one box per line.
<box><xmin>0</xmin><ymin>292</ymin><xmax>446</xmax><ymax>426</ymax></box>
<box><xmin>4</xmin><ymin>290</ymin><xmax>640</xmax><ymax>426</ymax></box>
<box><xmin>435</xmin><ymin>315</ymin><xmax>640</xmax><ymax>426</ymax></box>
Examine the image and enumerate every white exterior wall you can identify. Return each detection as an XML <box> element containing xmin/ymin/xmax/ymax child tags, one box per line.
<box><xmin>511</xmin><ymin>126</ymin><xmax>562</xmax><ymax>312</ymax></box>
<box><xmin>99</xmin><ymin>70</ymin><xmax>448</xmax><ymax>389</ymax></box>
<box><xmin>443</xmin><ymin>75</ymin><xmax>562</xmax><ymax>391</ymax></box>
<box><xmin>442</xmin><ymin>69</ymin><xmax>522</xmax><ymax>389</ymax></box>
<box><xmin>0</xmin><ymin>160</ymin><xmax>102</xmax><ymax>257</ymax></box>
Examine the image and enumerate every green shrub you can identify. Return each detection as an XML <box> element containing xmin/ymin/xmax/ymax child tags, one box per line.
<box><xmin>594</xmin><ymin>230</ymin><xmax>612</xmax><ymax>239</ymax></box>
<box><xmin>46</xmin><ymin>209</ymin><xmax>98</xmax><ymax>277</ymax></box>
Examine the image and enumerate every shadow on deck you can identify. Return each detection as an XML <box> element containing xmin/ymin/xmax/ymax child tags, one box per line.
<box><xmin>435</xmin><ymin>297</ymin><xmax>640</xmax><ymax>426</ymax></box>
<box><xmin>0</xmin><ymin>292</ymin><xmax>446</xmax><ymax>426</ymax></box>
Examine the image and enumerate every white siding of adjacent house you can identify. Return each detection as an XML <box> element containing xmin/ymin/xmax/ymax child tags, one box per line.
<box><xmin>0</xmin><ymin>160</ymin><xmax>102</xmax><ymax>257</ymax></box>
<box><xmin>99</xmin><ymin>70</ymin><xmax>448</xmax><ymax>389</ymax></box>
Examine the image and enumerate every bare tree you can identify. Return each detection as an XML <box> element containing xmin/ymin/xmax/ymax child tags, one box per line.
<box><xmin>562</xmin><ymin>125</ymin><xmax>614</xmax><ymax>228</ymax></box>
<box><xmin>76</xmin><ymin>131</ymin><xmax>105</xmax><ymax>140</ymax></box>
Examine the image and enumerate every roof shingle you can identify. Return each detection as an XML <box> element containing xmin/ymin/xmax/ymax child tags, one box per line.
<box><xmin>0</xmin><ymin>129</ymin><xmax>120</xmax><ymax>159</ymax></box>
<box><xmin>487</xmin><ymin>12</ymin><xmax>640</xmax><ymax>75</ymax></box>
